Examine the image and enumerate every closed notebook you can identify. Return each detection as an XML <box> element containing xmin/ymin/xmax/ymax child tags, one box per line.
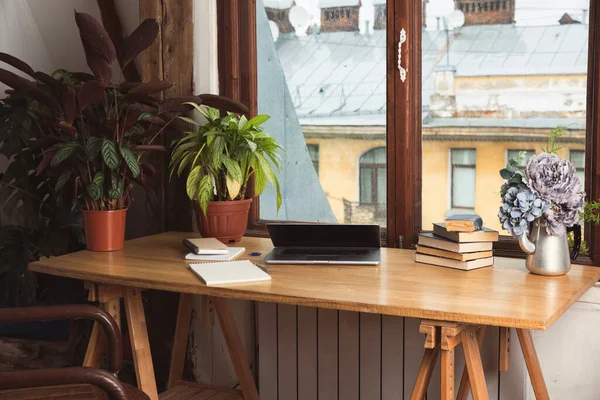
<box><xmin>416</xmin><ymin>245</ymin><xmax>492</xmax><ymax>261</ymax></box>
<box><xmin>189</xmin><ymin>260</ymin><xmax>271</xmax><ymax>286</ymax></box>
<box><xmin>183</xmin><ymin>238</ymin><xmax>229</xmax><ymax>255</ymax></box>
<box><xmin>432</xmin><ymin>223</ymin><xmax>499</xmax><ymax>243</ymax></box>
<box><xmin>185</xmin><ymin>247</ymin><xmax>245</xmax><ymax>261</ymax></box>
<box><xmin>415</xmin><ymin>253</ymin><xmax>494</xmax><ymax>271</ymax></box>
<box><xmin>418</xmin><ymin>233</ymin><xmax>493</xmax><ymax>253</ymax></box>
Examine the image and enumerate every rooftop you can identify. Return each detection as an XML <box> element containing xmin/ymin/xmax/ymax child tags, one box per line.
<box><xmin>277</xmin><ymin>23</ymin><xmax>588</xmax><ymax>121</ymax></box>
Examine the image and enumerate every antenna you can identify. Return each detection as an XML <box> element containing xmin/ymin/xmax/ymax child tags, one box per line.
<box><xmin>289</xmin><ymin>5</ymin><xmax>311</xmax><ymax>36</ymax></box>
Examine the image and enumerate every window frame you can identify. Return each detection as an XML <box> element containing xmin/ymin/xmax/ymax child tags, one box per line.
<box><xmin>218</xmin><ymin>0</ymin><xmax>600</xmax><ymax>264</ymax></box>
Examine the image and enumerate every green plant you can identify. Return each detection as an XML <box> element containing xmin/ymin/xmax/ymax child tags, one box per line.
<box><xmin>0</xmin><ymin>12</ymin><xmax>197</xmax><ymax>211</ymax></box>
<box><xmin>541</xmin><ymin>125</ymin><xmax>567</xmax><ymax>154</ymax></box>
<box><xmin>169</xmin><ymin>104</ymin><xmax>283</xmax><ymax>214</ymax></box>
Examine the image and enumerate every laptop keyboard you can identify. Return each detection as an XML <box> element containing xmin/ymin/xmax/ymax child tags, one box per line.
<box><xmin>282</xmin><ymin>248</ymin><xmax>370</xmax><ymax>256</ymax></box>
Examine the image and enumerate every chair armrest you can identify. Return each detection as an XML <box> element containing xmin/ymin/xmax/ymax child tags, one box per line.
<box><xmin>0</xmin><ymin>367</ymin><xmax>129</xmax><ymax>400</ymax></box>
<box><xmin>0</xmin><ymin>304</ymin><xmax>122</xmax><ymax>373</ymax></box>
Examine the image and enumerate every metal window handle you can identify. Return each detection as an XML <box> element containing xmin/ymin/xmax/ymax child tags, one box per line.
<box><xmin>397</xmin><ymin>28</ymin><xmax>407</xmax><ymax>82</ymax></box>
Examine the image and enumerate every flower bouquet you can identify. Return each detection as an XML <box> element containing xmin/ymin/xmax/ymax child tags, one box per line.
<box><xmin>498</xmin><ymin>127</ymin><xmax>585</xmax><ymax>275</ymax></box>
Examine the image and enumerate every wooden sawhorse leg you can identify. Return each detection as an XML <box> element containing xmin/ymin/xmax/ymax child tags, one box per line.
<box><xmin>167</xmin><ymin>295</ymin><xmax>259</xmax><ymax>400</ymax></box>
<box><xmin>83</xmin><ymin>283</ymin><xmax>159</xmax><ymax>400</ymax></box>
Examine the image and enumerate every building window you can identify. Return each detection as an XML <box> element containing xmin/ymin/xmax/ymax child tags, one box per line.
<box><xmin>307</xmin><ymin>144</ymin><xmax>319</xmax><ymax>176</ymax></box>
<box><xmin>570</xmin><ymin>150</ymin><xmax>585</xmax><ymax>188</ymax></box>
<box><xmin>507</xmin><ymin>150</ymin><xmax>535</xmax><ymax>168</ymax></box>
<box><xmin>451</xmin><ymin>149</ymin><xmax>476</xmax><ymax>209</ymax></box>
<box><xmin>359</xmin><ymin>148</ymin><xmax>387</xmax><ymax>206</ymax></box>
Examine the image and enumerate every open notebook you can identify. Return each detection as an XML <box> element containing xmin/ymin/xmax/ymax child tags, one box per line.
<box><xmin>189</xmin><ymin>260</ymin><xmax>271</xmax><ymax>286</ymax></box>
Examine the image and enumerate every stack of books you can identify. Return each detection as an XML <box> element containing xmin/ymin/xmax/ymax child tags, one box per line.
<box><xmin>416</xmin><ymin>215</ymin><xmax>499</xmax><ymax>271</ymax></box>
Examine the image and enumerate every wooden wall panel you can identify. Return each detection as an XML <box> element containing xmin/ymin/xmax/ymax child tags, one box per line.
<box><xmin>258</xmin><ymin>302</ymin><xmax>277</xmax><ymax>400</ymax></box>
<box><xmin>403</xmin><ymin>318</ymin><xmax>426</xmax><ymax>399</ymax></box>
<box><xmin>360</xmin><ymin>313</ymin><xmax>382</xmax><ymax>400</ymax></box>
<box><xmin>317</xmin><ymin>309</ymin><xmax>338</xmax><ymax>400</ymax></box>
<box><xmin>381</xmin><ymin>315</ymin><xmax>403</xmax><ymax>400</ymax></box>
<box><xmin>297</xmin><ymin>307</ymin><xmax>318</xmax><ymax>400</ymax></box>
<box><xmin>277</xmin><ymin>304</ymin><xmax>297</xmax><ymax>400</ymax></box>
<box><xmin>338</xmin><ymin>311</ymin><xmax>359</xmax><ymax>400</ymax></box>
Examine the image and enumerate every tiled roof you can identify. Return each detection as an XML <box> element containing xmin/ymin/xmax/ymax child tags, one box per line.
<box><xmin>277</xmin><ymin>23</ymin><xmax>588</xmax><ymax>119</ymax></box>
<box><xmin>319</xmin><ymin>0</ymin><xmax>360</xmax><ymax>8</ymax></box>
<box><xmin>263</xmin><ymin>0</ymin><xmax>295</xmax><ymax>9</ymax></box>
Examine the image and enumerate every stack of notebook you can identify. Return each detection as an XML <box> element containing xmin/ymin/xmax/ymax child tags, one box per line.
<box><xmin>416</xmin><ymin>216</ymin><xmax>499</xmax><ymax>271</ymax></box>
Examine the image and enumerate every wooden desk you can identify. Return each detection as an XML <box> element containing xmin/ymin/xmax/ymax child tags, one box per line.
<box><xmin>29</xmin><ymin>232</ymin><xmax>600</xmax><ymax>400</ymax></box>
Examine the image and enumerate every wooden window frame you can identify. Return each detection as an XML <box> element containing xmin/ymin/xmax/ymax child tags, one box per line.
<box><xmin>359</xmin><ymin>148</ymin><xmax>387</xmax><ymax>207</ymax></box>
<box><xmin>217</xmin><ymin>0</ymin><xmax>600</xmax><ymax>264</ymax></box>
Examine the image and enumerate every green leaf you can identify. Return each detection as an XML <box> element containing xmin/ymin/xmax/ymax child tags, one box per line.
<box><xmin>238</xmin><ymin>115</ymin><xmax>249</xmax><ymax>131</ymax></box>
<box><xmin>186</xmin><ymin>165</ymin><xmax>202</xmax><ymax>200</ymax></box>
<box><xmin>120</xmin><ymin>147</ymin><xmax>140</xmax><ymax>177</ymax></box>
<box><xmin>256</xmin><ymin>153</ymin><xmax>275</xmax><ymax>184</ymax></box>
<box><xmin>86</xmin><ymin>137</ymin><xmax>103</xmax><ymax>160</ymax></box>
<box><xmin>87</xmin><ymin>182</ymin><xmax>102</xmax><ymax>200</ymax></box>
<box><xmin>253</xmin><ymin>168</ymin><xmax>267</xmax><ymax>196</ymax></box>
<box><xmin>197</xmin><ymin>174</ymin><xmax>213</xmax><ymax>215</ymax></box>
<box><xmin>177</xmin><ymin>151</ymin><xmax>193</xmax><ymax>178</ymax></box>
<box><xmin>246</xmin><ymin>139</ymin><xmax>257</xmax><ymax>153</ymax></box>
<box><xmin>500</xmin><ymin>168</ymin><xmax>514</xmax><ymax>180</ymax></box>
<box><xmin>274</xmin><ymin>177</ymin><xmax>282</xmax><ymax>212</ymax></box>
<box><xmin>108</xmin><ymin>172</ymin><xmax>123</xmax><ymax>200</ymax></box>
<box><xmin>55</xmin><ymin>169</ymin><xmax>72</xmax><ymax>191</ymax></box>
<box><xmin>210</xmin><ymin>136</ymin><xmax>225</xmax><ymax>170</ymax></box>
<box><xmin>51</xmin><ymin>142</ymin><xmax>77</xmax><ymax>167</ymax></box>
<box><xmin>92</xmin><ymin>172</ymin><xmax>104</xmax><ymax>186</ymax></box>
<box><xmin>178</xmin><ymin>116</ymin><xmax>201</xmax><ymax>126</ymax></box>
<box><xmin>247</xmin><ymin>114</ymin><xmax>270</xmax><ymax>127</ymax></box>
<box><xmin>222</xmin><ymin>155</ymin><xmax>242</xmax><ymax>183</ymax></box>
<box><xmin>183</xmin><ymin>101</ymin><xmax>204</xmax><ymax>115</ymax></box>
<box><xmin>508</xmin><ymin>173</ymin><xmax>523</xmax><ymax>185</ymax></box>
<box><xmin>102</xmin><ymin>139</ymin><xmax>119</xmax><ymax>170</ymax></box>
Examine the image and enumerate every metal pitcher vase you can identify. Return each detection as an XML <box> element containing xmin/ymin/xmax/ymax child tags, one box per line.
<box><xmin>518</xmin><ymin>219</ymin><xmax>580</xmax><ymax>276</ymax></box>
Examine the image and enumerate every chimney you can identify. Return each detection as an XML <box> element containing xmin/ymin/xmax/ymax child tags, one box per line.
<box><xmin>373</xmin><ymin>0</ymin><xmax>386</xmax><ymax>30</ymax></box>
<box><xmin>319</xmin><ymin>0</ymin><xmax>361</xmax><ymax>33</ymax></box>
<box><xmin>455</xmin><ymin>0</ymin><xmax>515</xmax><ymax>26</ymax></box>
<box><xmin>265</xmin><ymin>0</ymin><xmax>295</xmax><ymax>34</ymax></box>
<box><xmin>430</xmin><ymin>66</ymin><xmax>457</xmax><ymax>118</ymax></box>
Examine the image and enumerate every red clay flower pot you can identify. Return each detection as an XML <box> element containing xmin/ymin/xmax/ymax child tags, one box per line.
<box><xmin>82</xmin><ymin>209</ymin><xmax>128</xmax><ymax>252</ymax></box>
<box><xmin>193</xmin><ymin>199</ymin><xmax>252</xmax><ymax>243</ymax></box>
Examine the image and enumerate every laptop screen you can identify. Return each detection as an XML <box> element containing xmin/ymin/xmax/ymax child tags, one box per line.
<box><xmin>267</xmin><ymin>223</ymin><xmax>381</xmax><ymax>248</ymax></box>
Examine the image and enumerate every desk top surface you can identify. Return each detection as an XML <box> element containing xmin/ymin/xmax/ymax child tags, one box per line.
<box><xmin>29</xmin><ymin>232</ymin><xmax>600</xmax><ymax>330</ymax></box>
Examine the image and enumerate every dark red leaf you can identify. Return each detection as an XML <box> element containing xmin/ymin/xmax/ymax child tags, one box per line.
<box><xmin>34</xmin><ymin>72</ymin><xmax>66</xmax><ymax>97</ymax></box>
<box><xmin>140</xmin><ymin>114</ymin><xmax>165</xmax><ymax>126</ymax></box>
<box><xmin>74</xmin><ymin>11</ymin><xmax>116</xmax><ymax>82</ymax></box>
<box><xmin>123</xmin><ymin>106</ymin><xmax>144</xmax><ymax>131</ymax></box>
<box><xmin>0</xmin><ymin>67</ymin><xmax>62</xmax><ymax>111</ymax></box>
<box><xmin>159</xmin><ymin>95</ymin><xmax>203</xmax><ymax>114</ymax></box>
<box><xmin>198</xmin><ymin>94</ymin><xmax>249</xmax><ymax>115</ymax></box>
<box><xmin>133</xmin><ymin>145</ymin><xmax>167</xmax><ymax>152</ymax></box>
<box><xmin>140</xmin><ymin>163</ymin><xmax>157</xmax><ymax>178</ymax></box>
<box><xmin>82</xmin><ymin>108</ymin><xmax>99</xmax><ymax>125</ymax></box>
<box><xmin>71</xmin><ymin>72</ymin><xmax>97</xmax><ymax>82</ymax></box>
<box><xmin>34</xmin><ymin>135</ymin><xmax>66</xmax><ymax>149</ymax></box>
<box><xmin>36</xmin><ymin>149</ymin><xmax>57</xmax><ymax>175</ymax></box>
<box><xmin>78</xmin><ymin>80</ymin><xmax>106</xmax><ymax>110</ymax></box>
<box><xmin>123</xmin><ymin>92</ymin><xmax>159</xmax><ymax>105</ymax></box>
<box><xmin>119</xmin><ymin>81</ymin><xmax>141</xmax><ymax>91</ymax></box>
<box><xmin>120</xmin><ymin>19</ymin><xmax>159</xmax><ymax>67</ymax></box>
<box><xmin>58</xmin><ymin>121</ymin><xmax>78</xmax><ymax>139</ymax></box>
<box><xmin>0</xmin><ymin>52</ymin><xmax>35</xmax><ymax>77</ymax></box>
<box><xmin>62</xmin><ymin>87</ymin><xmax>76</xmax><ymax>124</ymax></box>
<box><xmin>127</xmin><ymin>80</ymin><xmax>174</xmax><ymax>96</ymax></box>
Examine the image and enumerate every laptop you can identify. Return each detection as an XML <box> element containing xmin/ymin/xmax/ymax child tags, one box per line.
<box><xmin>264</xmin><ymin>223</ymin><xmax>381</xmax><ymax>265</ymax></box>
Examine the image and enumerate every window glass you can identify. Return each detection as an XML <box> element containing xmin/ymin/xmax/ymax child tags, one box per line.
<box><xmin>570</xmin><ymin>150</ymin><xmax>585</xmax><ymax>188</ymax></box>
<box><xmin>422</xmin><ymin>0</ymin><xmax>588</xmax><ymax>231</ymax></box>
<box><xmin>451</xmin><ymin>149</ymin><xmax>476</xmax><ymax>209</ymax></box>
<box><xmin>257</xmin><ymin>0</ymin><xmax>387</xmax><ymax>226</ymax></box>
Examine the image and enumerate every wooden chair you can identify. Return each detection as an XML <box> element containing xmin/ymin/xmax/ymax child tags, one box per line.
<box><xmin>0</xmin><ymin>304</ymin><xmax>149</xmax><ymax>400</ymax></box>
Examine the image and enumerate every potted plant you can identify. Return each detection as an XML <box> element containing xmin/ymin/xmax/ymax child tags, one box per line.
<box><xmin>498</xmin><ymin>127</ymin><xmax>585</xmax><ymax>275</ymax></box>
<box><xmin>170</xmin><ymin>104</ymin><xmax>283</xmax><ymax>242</ymax></box>
<box><xmin>0</xmin><ymin>12</ymin><xmax>195</xmax><ymax>251</ymax></box>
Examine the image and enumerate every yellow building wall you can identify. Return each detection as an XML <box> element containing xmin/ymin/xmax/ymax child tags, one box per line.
<box><xmin>306</xmin><ymin>136</ymin><xmax>584</xmax><ymax>233</ymax></box>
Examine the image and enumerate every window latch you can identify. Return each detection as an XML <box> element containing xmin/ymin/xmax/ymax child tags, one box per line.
<box><xmin>397</xmin><ymin>29</ymin><xmax>407</xmax><ymax>83</ymax></box>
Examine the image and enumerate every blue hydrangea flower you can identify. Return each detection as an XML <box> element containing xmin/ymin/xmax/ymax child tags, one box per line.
<box><xmin>498</xmin><ymin>185</ymin><xmax>549</xmax><ymax>236</ymax></box>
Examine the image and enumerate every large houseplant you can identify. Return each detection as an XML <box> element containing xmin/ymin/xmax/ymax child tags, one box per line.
<box><xmin>0</xmin><ymin>12</ymin><xmax>195</xmax><ymax>251</ymax></box>
<box><xmin>170</xmin><ymin>104</ymin><xmax>283</xmax><ymax>242</ymax></box>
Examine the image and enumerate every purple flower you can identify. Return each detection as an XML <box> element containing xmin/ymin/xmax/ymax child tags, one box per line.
<box><xmin>525</xmin><ymin>152</ymin><xmax>582</xmax><ymax>204</ymax></box>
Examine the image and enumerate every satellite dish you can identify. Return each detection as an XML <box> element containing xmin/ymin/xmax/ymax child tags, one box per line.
<box><xmin>289</xmin><ymin>5</ymin><xmax>310</xmax><ymax>36</ymax></box>
<box><xmin>448</xmin><ymin>10</ymin><xmax>465</xmax><ymax>29</ymax></box>
<box><xmin>268</xmin><ymin>20</ymin><xmax>280</xmax><ymax>41</ymax></box>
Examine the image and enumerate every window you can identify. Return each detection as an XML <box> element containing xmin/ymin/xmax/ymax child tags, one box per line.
<box><xmin>450</xmin><ymin>149</ymin><xmax>476</xmax><ymax>209</ymax></box>
<box><xmin>359</xmin><ymin>148</ymin><xmax>387</xmax><ymax>205</ymax></box>
<box><xmin>506</xmin><ymin>150</ymin><xmax>535</xmax><ymax>168</ymax></box>
<box><xmin>222</xmin><ymin>0</ymin><xmax>600</xmax><ymax>260</ymax></box>
<box><xmin>570</xmin><ymin>150</ymin><xmax>585</xmax><ymax>188</ymax></box>
<box><xmin>307</xmin><ymin>144</ymin><xmax>319</xmax><ymax>176</ymax></box>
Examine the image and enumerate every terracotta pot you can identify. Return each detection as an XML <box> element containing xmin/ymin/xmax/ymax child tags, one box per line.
<box><xmin>82</xmin><ymin>209</ymin><xmax>128</xmax><ymax>252</ymax></box>
<box><xmin>193</xmin><ymin>199</ymin><xmax>252</xmax><ymax>243</ymax></box>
